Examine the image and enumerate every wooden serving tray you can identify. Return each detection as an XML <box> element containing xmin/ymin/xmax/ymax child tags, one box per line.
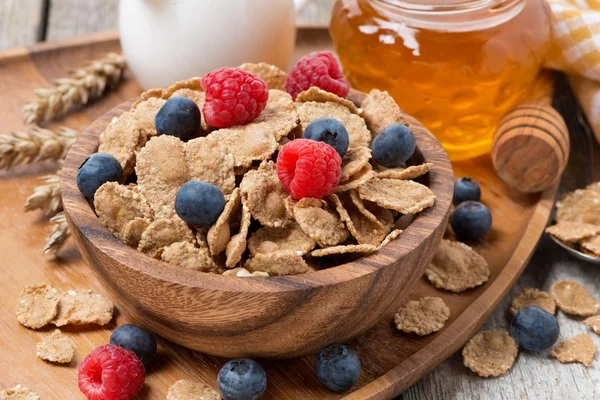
<box><xmin>0</xmin><ymin>30</ymin><xmax>557</xmax><ymax>399</ymax></box>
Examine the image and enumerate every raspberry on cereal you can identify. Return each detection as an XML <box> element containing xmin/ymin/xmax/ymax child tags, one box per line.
<box><xmin>277</xmin><ymin>139</ymin><xmax>342</xmax><ymax>200</ymax></box>
<box><xmin>78</xmin><ymin>344</ymin><xmax>145</xmax><ymax>400</ymax></box>
<box><xmin>285</xmin><ymin>51</ymin><xmax>350</xmax><ymax>100</ymax></box>
<box><xmin>201</xmin><ymin>67</ymin><xmax>269</xmax><ymax>128</ymax></box>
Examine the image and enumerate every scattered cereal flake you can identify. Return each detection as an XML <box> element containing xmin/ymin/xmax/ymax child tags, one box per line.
<box><xmin>136</xmin><ymin>135</ymin><xmax>190</xmax><ymax>218</ymax></box>
<box><xmin>340</xmin><ymin>147</ymin><xmax>372</xmax><ymax>182</ymax></box>
<box><xmin>185</xmin><ymin>136</ymin><xmax>235</xmax><ymax>195</ymax></box>
<box><xmin>0</xmin><ymin>385</ymin><xmax>40</xmax><ymax>400</ymax></box>
<box><xmin>167</xmin><ymin>379</ymin><xmax>221</xmax><ymax>400</ymax></box>
<box><xmin>358</xmin><ymin>178</ymin><xmax>435</xmax><ymax>214</ymax></box>
<box><xmin>122</xmin><ymin>218</ymin><xmax>152</xmax><ymax>248</ymax></box>
<box><xmin>462</xmin><ymin>330</ymin><xmax>518</xmax><ymax>377</ymax></box>
<box><xmin>377</xmin><ymin>229</ymin><xmax>404</xmax><ymax>250</ymax></box>
<box><xmin>131</xmin><ymin>97</ymin><xmax>166</xmax><ymax>138</ymax></box>
<box><xmin>509</xmin><ymin>288</ymin><xmax>556</xmax><ymax>315</ymax></box>
<box><xmin>425</xmin><ymin>240</ymin><xmax>490</xmax><ymax>293</ymax></box>
<box><xmin>36</xmin><ymin>329</ymin><xmax>75</xmax><ymax>363</ymax></box>
<box><xmin>98</xmin><ymin>111</ymin><xmax>145</xmax><ymax>176</ymax></box>
<box><xmin>310</xmin><ymin>244</ymin><xmax>377</xmax><ymax>257</ymax></box>
<box><xmin>394</xmin><ymin>297</ymin><xmax>450</xmax><ymax>336</ymax></box>
<box><xmin>239</xmin><ymin>62</ymin><xmax>288</xmax><ymax>91</ymax></box>
<box><xmin>162</xmin><ymin>242</ymin><xmax>222</xmax><ymax>273</ymax></box>
<box><xmin>52</xmin><ymin>289</ymin><xmax>114</xmax><ymax>327</ymax></box>
<box><xmin>329</xmin><ymin>193</ymin><xmax>390</xmax><ymax>246</ymax></box>
<box><xmin>245</xmin><ymin>250</ymin><xmax>312</xmax><ymax>276</ymax></box>
<box><xmin>294</xmin><ymin>197</ymin><xmax>349</xmax><ymax>247</ymax></box>
<box><xmin>580</xmin><ymin>234</ymin><xmax>600</xmax><ymax>256</ymax></box>
<box><xmin>584</xmin><ymin>315</ymin><xmax>600</xmax><ymax>334</ymax></box>
<box><xmin>556</xmin><ymin>189</ymin><xmax>600</xmax><ymax>225</ymax></box>
<box><xmin>550</xmin><ymin>280</ymin><xmax>600</xmax><ymax>316</ymax></box>
<box><xmin>361</xmin><ymin>89</ymin><xmax>409</xmax><ymax>137</ymax></box>
<box><xmin>16</xmin><ymin>283</ymin><xmax>60</xmax><ymax>329</ymax></box>
<box><xmin>240</xmin><ymin>161</ymin><xmax>292</xmax><ymax>227</ymax></box>
<box><xmin>94</xmin><ymin>182</ymin><xmax>154</xmax><ymax>240</ymax></box>
<box><xmin>208</xmin><ymin>90</ymin><xmax>297</xmax><ymax>167</ymax></box>
<box><xmin>295</xmin><ymin>86</ymin><xmax>361</xmax><ymax>115</ymax></box>
<box><xmin>138</xmin><ymin>217</ymin><xmax>195</xmax><ymax>258</ymax></box>
<box><xmin>225</xmin><ymin>203</ymin><xmax>252</xmax><ymax>268</ymax></box>
<box><xmin>551</xmin><ymin>334</ymin><xmax>597</xmax><ymax>366</ymax></box>
<box><xmin>374</xmin><ymin>163</ymin><xmax>433</xmax><ymax>180</ymax></box>
<box><xmin>545</xmin><ymin>222</ymin><xmax>600</xmax><ymax>242</ymax></box>
<box><xmin>334</xmin><ymin>164</ymin><xmax>374</xmax><ymax>193</ymax></box>
<box><xmin>248</xmin><ymin>223</ymin><xmax>316</xmax><ymax>256</ymax></box>
<box><xmin>223</xmin><ymin>268</ymin><xmax>269</xmax><ymax>278</ymax></box>
<box><xmin>208</xmin><ymin>188</ymin><xmax>241</xmax><ymax>255</ymax></box>
<box><xmin>297</xmin><ymin>101</ymin><xmax>371</xmax><ymax>149</ymax></box>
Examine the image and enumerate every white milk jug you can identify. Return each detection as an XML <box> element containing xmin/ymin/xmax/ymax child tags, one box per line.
<box><xmin>119</xmin><ymin>0</ymin><xmax>309</xmax><ymax>89</ymax></box>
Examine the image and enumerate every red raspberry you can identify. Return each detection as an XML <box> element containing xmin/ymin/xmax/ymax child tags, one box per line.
<box><xmin>78</xmin><ymin>344</ymin><xmax>145</xmax><ymax>400</ymax></box>
<box><xmin>285</xmin><ymin>51</ymin><xmax>350</xmax><ymax>100</ymax></box>
<box><xmin>201</xmin><ymin>67</ymin><xmax>269</xmax><ymax>128</ymax></box>
<box><xmin>277</xmin><ymin>139</ymin><xmax>342</xmax><ymax>200</ymax></box>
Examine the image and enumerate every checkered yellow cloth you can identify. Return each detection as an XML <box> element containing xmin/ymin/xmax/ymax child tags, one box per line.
<box><xmin>545</xmin><ymin>0</ymin><xmax>600</xmax><ymax>142</ymax></box>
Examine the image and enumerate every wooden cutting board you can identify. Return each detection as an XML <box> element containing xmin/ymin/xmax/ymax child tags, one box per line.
<box><xmin>0</xmin><ymin>30</ymin><xmax>556</xmax><ymax>399</ymax></box>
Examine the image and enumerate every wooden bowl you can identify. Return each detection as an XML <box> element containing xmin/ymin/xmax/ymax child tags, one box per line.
<box><xmin>61</xmin><ymin>90</ymin><xmax>454</xmax><ymax>359</ymax></box>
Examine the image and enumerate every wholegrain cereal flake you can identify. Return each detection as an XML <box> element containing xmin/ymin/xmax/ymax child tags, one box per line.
<box><xmin>580</xmin><ymin>234</ymin><xmax>600</xmax><ymax>256</ymax></box>
<box><xmin>225</xmin><ymin>203</ymin><xmax>252</xmax><ymax>268</ymax></box>
<box><xmin>98</xmin><ymin>111</ymin><xmax>146</xmax><ymax>176</ymax></box>
<box><xmin>425</xmin><ymin>239</ymin><xmax>490</xmax><ymax>293</ymax></box>
<box><xmin>329</xmin><ymin>193</ymin><xmax>390</xmax><ymax>246</ymax></box>
<box><xmin>134</xmin><ymin>77</ymin><xmax>202</xmax><ymax>106</ymax></box>
<box><xmin>374</xmin><ymin>163</ymin><xmax>433</xmax><ymax>180</ymax></box>
<box><xmin>16</xmin><ymin>283</ymin><xmax>60</xmax><ymax>329</ymax></box>
<box><xmin>223</xmin><ymin>268</ymin><xmax>269</xmax><ymax>278</ymax></box>
<box><xmin>394</xmin><ymin>297</ymin><xmax>450</xmax><ymax>336</ymax></box>
<box><xmin>334</xmin><ymin>164</ymin><xmax>374</xmax><ymax>193</ymax></box>
<box><xmin>358</xmin><ymin>178</ymin><xmax>435</xmax><ymax>214</ymax></box>
<box><xmin>167</xmin><ymin>379</ymin><xmax>221</xmax><ymax>400</ymax></box>
<box><xmin>138</xmin><ymin>217</ymin><xmax>195</xmax><ymax>258</ymax></box>
<box><xmin>555</xmin><ymin>189</ymin><xmax>600</xmax><ymax>225</ymax></box>
<box><xmin>161</xmin><ymin>242</ymin><xmax>221</xmax><ymax>273</ymax></box>
<box><xmin>295</xmin><ymin>86</ymin><xmax>361</xmax><ymax>115</ymax></box>
<box><xmin>239</xmin><ymin>62</ymin><xmax>288</xmax><ymax>91</ymax></box>
<box><xmin>52</xmin><ymin>289</ymin><xmax>114</xmax><ymax>327</ymax></box>
<box><xmin>462</xmin><ymin>330</ymin><xmax>518</xmax><ymax>377</ymax></box>
<box><xmin>349</xmin><ymin>189</ymin><xmax>394</xmax><ymax>227</ymax></box>
<box><xmin>207</xmin><ymin>188</ymin><xmax>241</xmax><ymax>255</ymax></box>
<box><xmin>509</xmin><ymin>287</ymin><xmax>556</xmax><ymax>315</ymax></box>
<box><xmin>377</xmin><ymin>229</ymin><xmax>404</xmax><ymax>250</ymax></box>
<box><xmin>248</xmin><ymin>223</ymin><xmax>316</xmax><ymax>256</ymax></box>
<box><xmin>310</xmin><ymin>243</ymin><xmax>377</xmax><ymax>257</ymax></box>
<box><xmin>551</xmin><ymin>334</ymin><xmax>597</xmax><ymax>366</ymax></box>
<box><xmin>584</xmin><ymin>315</ymin><xmax>600</xmax><ymax>334</ymax></box>
<box><xmin>245</xmin><ymin>250</ymin><xmax>313</xmax><ymax>276</ymax></box>
<box><xmin>340</xmin><ymin>147</ymin><xmax>372</xmax><ymax>182</ymax></box>
<box><xmin>360</xmin><ymin>89</ymin><xmax>409</xmax><ymax>137</ymax></box>
<box><xmin>550</xmin><ymin>280</ymin><xmax>600</xmax><ymax>316</ymax></box>
<box><xmin>545</xmin><ymin>222</ymin><xmax>600</xmax><ymax>243</ymax></box>
<box><xmin>0</xmin><ymin>385</ymin><xmax>40</xmax><ymax>400</ymax></box>
<box><xmin>185</xmin><ymin>136</ymin><xmax>236</xmax><ymax>196</ymax></box>
<box><xmin>293</xmin><ymin>197</ymin><xmax>349</xmax><ymax>247</ymax></box>
<box><xmin>121</xmin><ymin>218</ymin><xmax>152</xmax><ymax>248</ymax></box>
<box><xmin>36</xmin><ymin>329</ymin><xmax>75</xmax><ymax>364</ymax></box>
<box><xmin>131</xmin><ymin>97</ymin><xmax>166</xmax><ymax>138</ymax></box>
<box><xmin>240</xmin><ymin>161</ymin><xmax>292</xmax><ymax>227</ymax></box>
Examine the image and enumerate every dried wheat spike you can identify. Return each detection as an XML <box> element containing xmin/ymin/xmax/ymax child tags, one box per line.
<box><xmin>23</xmin><ymin>52</ymin><xmax>126</xmax><ymax>124</ymax></box>
<box><xmin>24</xmin><ymin>175</ymin><xmax>62</xmax><ymax>217</ymax></box>
<box><xmin>0</xmin><ymin>126</ymin><xmax>78</xmax><ymax>170</ymax></box>
<box><xmin>43</xmin><ymin>212</ymin><xmax>71</xmax><ymax>254</ymax></box>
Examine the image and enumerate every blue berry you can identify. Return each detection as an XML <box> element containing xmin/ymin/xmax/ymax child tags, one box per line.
<box><xmin>450</xmin><ymin>200</ymin><xmax>492</xmax><ymax>242</ymax></box>
<box><xmin>453</xmin><ymin>177</ymin><xmax>481</xmax><ymax>206</ymax></box>
<box><xmin>302</xmin><ymin>117</ymin><xmax>350</xmax><ymax>157</ymax></box>
<box><xmin>511</xmin><ymin>306</ymin><xmax>559</xmax><ymax>352</ymax></box>
<box><xmin>217</xmin><ymin>359</ymin><xmax>267</xmax><ymax>400</ymax></box>
<box><xmin>76</xmin><ymin>152</ymin><xmax>122</xmax><ymax>200</ymax></box>
<box><xmin>315</xmin><ymin>344</ymin><xmax>361</xmax><ymax>392</ymax></box>
<box><xmin>155</xmin><ymin>96</ymin><xmax>201</xmax><ymax>141</ymax></box>
<box><xmin>371</xmin><ymin>123</ymin><xmax>415</xmax><ymax>168</ymax></box>
<box><xmin>175</xmin><ymin>181</ymin><xmax>225</xmax><ymax>226</ymax></box>
<box><xmin>110</xmin><ymin>324</ymin><xmax>157</xmax><ymax>366</ymax></box>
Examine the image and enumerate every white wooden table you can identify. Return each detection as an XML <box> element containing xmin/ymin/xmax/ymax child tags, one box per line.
<box><xmin>1</xmin><ymin>1</ymin><xmax>599</xmax><ymax>399</ymax></box>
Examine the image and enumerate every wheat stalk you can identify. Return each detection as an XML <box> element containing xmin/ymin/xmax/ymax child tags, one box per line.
<box><xmin>24</xmin><ymin>175</ymin><xmax>62</xmax><ymax>217</ymax></box>
<box><xmin>0</xmin><ymin>126</ymin><xmax>78</xmax><ymax>170</ymax></box>
<box><xmin>43</xmin><ymin>212</ymin><xmax>71</xmax><ymax>254</ymax></box>
<box><xmin>23</xmin><ymin>53</ymin><xmax>126</xmax><ymax>124</ymax></box>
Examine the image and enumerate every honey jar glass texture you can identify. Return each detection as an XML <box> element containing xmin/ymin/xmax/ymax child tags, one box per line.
<box><xmin>330</xmin><ymin>0</ymin><xmax>552</xmax><ymax>160</ymax></box>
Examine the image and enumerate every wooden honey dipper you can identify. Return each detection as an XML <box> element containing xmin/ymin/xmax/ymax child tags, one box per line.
<box><xmin>492</xmin><ymin>102</ymin><xmax>569</xmax><ymax>193</ymax></box>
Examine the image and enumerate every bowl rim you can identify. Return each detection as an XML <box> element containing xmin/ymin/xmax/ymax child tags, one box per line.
<box><xmin>61</xmin><ymin>90</ymin><xmax>454</xmax><ymax>294</ymax></box>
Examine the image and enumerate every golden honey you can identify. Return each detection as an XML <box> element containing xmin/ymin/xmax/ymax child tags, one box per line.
<box><xmin>330</xmin><ymin>0</ymin><xmax>551</xmax><ymax>160</ymax></box>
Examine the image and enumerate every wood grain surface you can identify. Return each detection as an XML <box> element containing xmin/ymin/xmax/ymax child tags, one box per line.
<box><xmin>0</xmin><ymin>0</ymin><xmax>46</xmax><ymax>49</ymax></box>
<box><xmin>0</xmin><ymin>31</ymin><xmax>562</xmax><ymax>399</ymax></box>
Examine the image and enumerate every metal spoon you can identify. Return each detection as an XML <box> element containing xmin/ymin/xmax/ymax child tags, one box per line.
<box><xmin>549</xmin><ymin>234</ymin><xmax>600</xmax><ymax>264</ymax></box>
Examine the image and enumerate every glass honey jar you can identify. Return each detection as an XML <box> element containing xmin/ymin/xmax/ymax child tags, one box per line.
<box><xmin>330</xmin><ymin>0</ymin><xmax>552</xmax><ymax>160</ymax></box>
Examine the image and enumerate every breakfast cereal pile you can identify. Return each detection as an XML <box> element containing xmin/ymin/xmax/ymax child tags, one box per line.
<box><xmin>545</xmin><ymin>181</ymin><xmax>600</xmax><ymax>257</ymax></box>
<box><xmin>88</xmin><ymin>61</ymin><xmax>436</xmax><ymax>277</ymax></box>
